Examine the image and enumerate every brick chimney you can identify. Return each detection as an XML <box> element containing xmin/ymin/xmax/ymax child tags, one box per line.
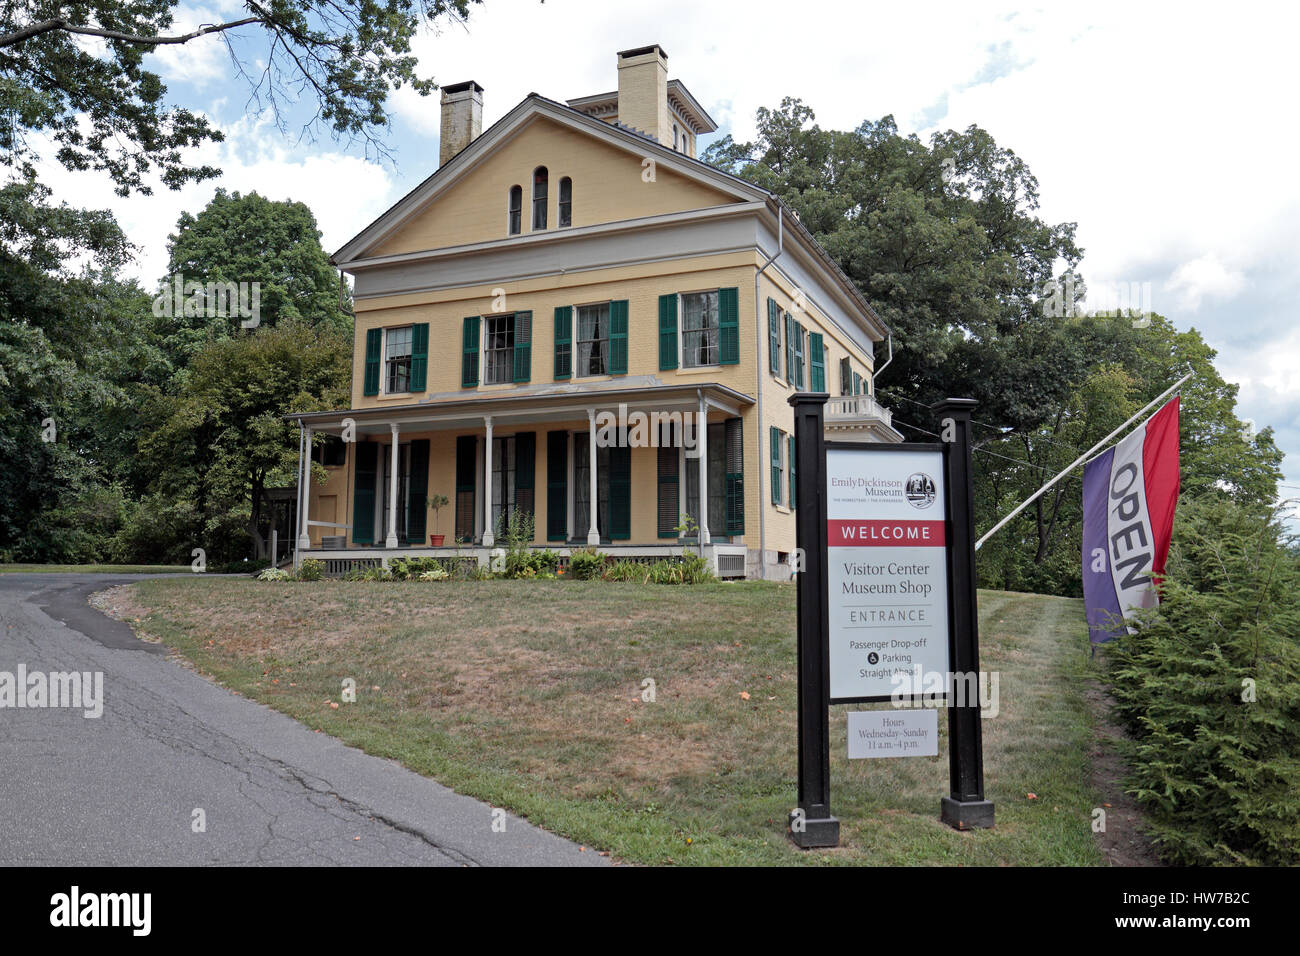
<box><xmin>616</xmin><ymin>45</ymin><xmax>669</xmax><ymax>147</ymax></box>
<box><xmin>439</xmin><ymin>81</ymin><xmax>484</xmax><ymax>166</ymax></box>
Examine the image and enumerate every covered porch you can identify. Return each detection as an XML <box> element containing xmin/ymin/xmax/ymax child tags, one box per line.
<box><xmin>287</xmin><ymin>381</ymin><xmax>754</xmax><ymax>578</ymax></box>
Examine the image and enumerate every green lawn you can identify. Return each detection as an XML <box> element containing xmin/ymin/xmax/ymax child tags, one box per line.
<box><xmin>0</xmin><ymin>563</ymin><xmax>190</xmax><ymax>574</ymax></box>
<box><xmin>119</xmin><ymin>577</ymin><xmax>1107</xmax><ymax>866</ymax></box>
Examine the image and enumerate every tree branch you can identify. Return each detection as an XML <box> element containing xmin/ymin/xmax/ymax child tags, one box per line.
<box><xmin>0</xmin><ymin>17</ymin><xmax>261</xmax><ymax>51</ymax></box>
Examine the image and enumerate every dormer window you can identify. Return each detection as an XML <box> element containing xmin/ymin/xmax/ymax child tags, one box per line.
<box><xmin>559</xmin><ymin>176</ymin><xmax>572</xmax><ymax>228</ymax></box>
<box><xmin>532</xmin><ymin>166</ymin><xmax>548</xmax><ymax>230</ymax></box>
<box><xmin>508</xmin><ymin>185</ymin><xmax>522</xmax><ymax>235</ymax></box>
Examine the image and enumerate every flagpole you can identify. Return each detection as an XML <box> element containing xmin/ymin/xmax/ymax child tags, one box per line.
<box><xmin>973</xmin><ymin>372</ymin><xmax>1193</xmax><ymax>551</ymax></box>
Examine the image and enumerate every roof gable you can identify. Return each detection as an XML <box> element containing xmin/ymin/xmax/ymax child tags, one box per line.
<box><xmin>335</xmin><ymin>96</ymin><xmax>763</xmax><ymax>263</ymax></box>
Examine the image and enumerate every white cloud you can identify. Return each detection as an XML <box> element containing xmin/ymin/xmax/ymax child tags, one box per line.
<box><xmin>1166</xmin><ymin>254</ymin><xmax>1247</xmax><ymax>312</ymax></box>
<box><xmin>33</xmin><ymin>114</ymin><xmax>395</xmax><ymax>285</ymax></box>
<box><xmin>145</xmin><ymin>6</ymin><xmax>231</xmax><ymax>87</ymax></box>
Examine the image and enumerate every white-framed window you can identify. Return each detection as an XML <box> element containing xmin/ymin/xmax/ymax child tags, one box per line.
<box><xmin>558</xmin><ymin>176</ymin><xmax>572</xmax><ymax>228</ymax></box>
<box><xmin>575</xmin><ymin>302</ymin><xmax>610</xmax><ymax>377</ymax></box>
<box><xmin>484</xmin><ymin>314</ymin><xmax>516</xmax><ymax>385</ymax></box>
<box><xmin>532</xmin><ymin>166</ymin><xmax>548</xmax><ymax>230</ymax></box>
<box><xmin>508</xmin><ymin>185</ymin><xmax>522</xmax><ymax>235</ymax></box>
<box><xmin>385</xmin><ymin>326</ymin><xmax>413</xmax><ymax>394</ymax></box>
<box><xmin>681</xmin><ymin>290</ymin><xmax>719</xmax><ymax>368</ymax></box>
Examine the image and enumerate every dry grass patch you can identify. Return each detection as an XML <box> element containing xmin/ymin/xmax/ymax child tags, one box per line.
<box><xmin>119</xmin><ymin>577</ymin><xmax>1109</xmax><ymax>866</ymax></box>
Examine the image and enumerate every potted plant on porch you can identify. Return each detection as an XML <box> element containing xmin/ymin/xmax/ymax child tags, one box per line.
<box><xmin>427</xmin><ymin>493</ymin><xmax>451</xmax><ymax>547</ymax></box>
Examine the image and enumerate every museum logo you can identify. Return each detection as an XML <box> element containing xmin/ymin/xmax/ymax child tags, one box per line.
<box><xmin>905</xmin><ymin>473</ymin><xmax>937</xmax><ymax>509</ymax></box>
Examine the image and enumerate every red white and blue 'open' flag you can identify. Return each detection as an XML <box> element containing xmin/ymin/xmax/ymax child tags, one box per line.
<box><xmin>1081</xmin><ymin>397</ymin><xmax>1181</xmax><ymax>644</ymax></box>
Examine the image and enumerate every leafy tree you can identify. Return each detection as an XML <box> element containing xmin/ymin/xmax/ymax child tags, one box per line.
<box><xmin>138</xmin><ymin>319</ymin><xmax>350</xmax><ymax>562</ymax></box>
<box><xmin>704</xmin><ymin>99</ymin><xmax>1082</xmax><ymax>433</ymax></box>
<box><xmin>707</xmin><ymin>101</ymin><xmax>1283</xmax><ymax>596</ymax></box>
<box><xmin>155</xmin><ymin>188</ymin><xmax>351</xmax><ymax>376</ymax></box>
<box><xmin>1</xmin><ymin>0</ymin><xmax>481</xmax><ymax>194</ymax></box>
<box><xmin>975</xmin><ymin>314</ymin><xmax>1282</xmax><ymax>595</ymax></box>
<box><xmin>0</xmin><ymin>179</ymin><xmax>153</xmax><ymax>560</ymax></box>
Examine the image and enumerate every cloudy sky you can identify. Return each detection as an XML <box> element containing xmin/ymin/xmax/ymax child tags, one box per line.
<box><xmin>37</xmin><ymin>0</ymin><xmax>1300</xmax><ymax>508</ymax></box>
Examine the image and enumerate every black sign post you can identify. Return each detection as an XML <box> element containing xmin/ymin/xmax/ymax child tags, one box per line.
<box><xmin>787</xmin><ymin>393</ymin><xmax>993</xmax><ymax>848</ymax></box>
<box><xmin>788</xmin><ymin>393</ymin><xmax>839</xmax><ymax>848</ymax></box>
<box><xmin>934</xmin><ymin>398</ymin><xmax>994</xmax><ymax>830</ymax></box>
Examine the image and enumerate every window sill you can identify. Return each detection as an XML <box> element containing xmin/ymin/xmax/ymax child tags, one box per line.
<box><xmin>676</xmin><ymin>364</ymin><xmax>723</xmax><ymax>375</ymax></box>
<box><xmin>374</xmin><ymin>392</ymin><xmax>414</xmax><ymax>402</ymax></box>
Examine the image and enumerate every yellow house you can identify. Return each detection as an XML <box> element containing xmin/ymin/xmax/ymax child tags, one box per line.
<box><xmin>290</xmin><ymin>44</ymin><xmax>901</xmax><ymax>580</ymax></box>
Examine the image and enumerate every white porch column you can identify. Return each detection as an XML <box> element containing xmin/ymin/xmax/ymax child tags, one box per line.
<box><xmin>586</xmin><ymin>408</ymin><xmax>600</xmax><ymax>546</ymax></box>
<box><xmin>697</xmin><ymin>393</ymin><xmax>711</xmax><ymax>545</ymax></box>
<box><xmin>385</xmin><ymin>423</ymin><xmax>399</xmax><ymax>548</ymax></box>
<box><xmin>297</xmin><ymin>426</ymin><xmax>312</xmax><ymax>549</ymax></box>
<box><xmin>481</xmin><ymin>416</ymin><xmax>495</xmax><ymax>547</ymax></box>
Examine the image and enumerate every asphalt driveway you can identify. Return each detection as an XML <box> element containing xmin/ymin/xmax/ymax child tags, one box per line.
<box><xmin>0</xmin><ymin>573</ymin><xmax>608</xmax><ymax>867</ymax></box>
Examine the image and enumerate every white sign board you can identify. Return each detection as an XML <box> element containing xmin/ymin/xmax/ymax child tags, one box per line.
<box><xmin>847</xmin><ymin>709</ymin><xmax>939</xmax><ymax>758</ymax></box>
<box><xmin>826</xmin><ymin>446</ymin><xmax>951</xmax><ymax>700</ymax></box>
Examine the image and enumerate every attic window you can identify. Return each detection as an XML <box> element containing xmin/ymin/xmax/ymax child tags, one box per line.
<box><xmin>673</xmin><ymin>124</ymin><xmax>679</xmax><ymax>151</ymax></box>
<box><xmin>559</xmin><ymin>177</ymin><xmax>572</xmax><ymax>228</ymax></box>
<box><xmin>532</xmin><ymin>166</ymin><xmax>548</xmax><ymax>230</ymax></box>
<box><xmin>508</xmin><ymin>185</ymin><xmax>522</xmax><ymax>235</ymax></box>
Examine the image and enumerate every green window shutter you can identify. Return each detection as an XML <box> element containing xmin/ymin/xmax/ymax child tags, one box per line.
<box><xmin>658</xmin><ymin>294</ymin><xmax>678</xmax><ymax>370</ymax></box>
<box><xmin>724</xmin><ymin>417</ymin><xmax>744</xmax><ymax>535</ymax></box>
<box><xmin>853</xmin><ymin>372</ymin><xmax>862</xmax><ymax>395</ymax></box>
<box><xmin>609</xmin><ymin>445</ymin><xmax>631</xmax><ymax>540</ymax></box>
<box><xmin>840</xmin><ymin>356</ymin><xmax>851</xmax><ymax>395</ymax></box>
<box><xmin>788</xmin><ymin>434</ymin><xmax>797</xmax><ymax>509</ymax></box>
<box><xmin>609</xmin><ymin>299</ymin><xmax>629</xmax><ymax>374</ymax></box>
<box><xmin>546</xmin><ymin>430</ymin><xmax>568</xmax><ymax>541</ymax></box>
<box><xmin>794</xmin><ymin>323</ymin><xmax>806</xmax><ymax>389</ymax></box>
<box><xmin>363</xmin><ymin>328</ymin><xmax>382</xmax><ymax>396</ymax></box>
<box><xmin>657</xmin><ymin>429</ymin><xmax>679</xmax><ymax>538</ymax></box>
<box><xmin>513</xmin><ymin>311</ymin><xmax>532</xmax><ymax>383</ymax></box>
<box><xmin>770</xmin><ymin>427</ymin><xmax>782</xmax><ymax>505</ymax></box>
<box><xmin>352</xmin><ymin>442</ymin><xmax>377</xmax><ymax>544</ymax></box>
<box><xmin>406</xmin><ymin>439</ymin><xmax>429</xmax><ymax>544</ymax></box>
<box><xmin>409</xmin><ymin>323</ymin><xmax>429</xmax><ymax>392</ymax></box>
<box><xmin>553</xmin><ymin>306</ymin><xmax>572</xmax><ymax>380</ymax></box>
<box><xmin>461</xmin><ymin>317</ymin><xmax>480</xmax><ymax>387</ymax></box>
<box><xmin>809</xmin><ymin>332</ymin><xmax>825</xmax><ymax>392</ymax></box>
<box><xmin>784</xmin><ymin>314</ymin><xmax>794</xmax><ymax>381</ymax></box>
<box><xmin>718</xmin><ymin>287</ymin><xmax>739</xmax><ymax>365</ymax></box>
<box><xmin>767</xmin><ymin>298</ymin><xmax>780</xmax><ymax>374</ymax></box>
<box><xmin>514</xmin><ymin>431</ymin><xmax>536</xmax><ymax>518</ymax></box>
<box><xmin>455</xmin><ymin>435</ymin><xmax>476</xmax><ymax>542</ymax></box>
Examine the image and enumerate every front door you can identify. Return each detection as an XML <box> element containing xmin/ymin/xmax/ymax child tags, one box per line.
<box><xmin>573</xmin><ymin>440</ymin><xmax>630</xmax><ymax>542</ymax></box>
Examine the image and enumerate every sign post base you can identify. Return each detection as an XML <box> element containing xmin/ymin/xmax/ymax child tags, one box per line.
<box><xmin>789</xmin><ymin>810</ymin><xmax>840</xmax><ymax>849</ymax></box>
<box><xmin>940</xmin><ymin>797</ymin><xmax>995</xmax><ymax>831</ymax></box>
